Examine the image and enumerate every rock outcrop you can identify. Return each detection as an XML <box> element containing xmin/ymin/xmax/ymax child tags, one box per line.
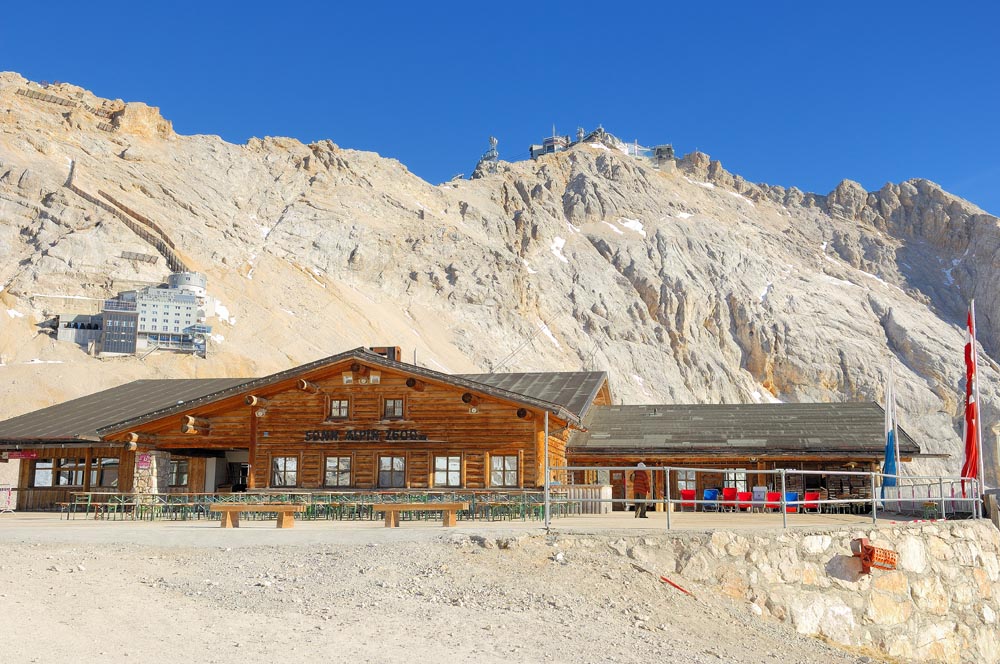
<box><xmin>0</xmin><ymin>70</ymin><xmax>998</xmax><ymax>484</ymax></box>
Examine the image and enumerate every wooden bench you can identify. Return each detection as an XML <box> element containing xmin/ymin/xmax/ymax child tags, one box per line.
<box><xmin>209</xmin><ymin>504</ymin><xmax>306</xmax><ymax>529</ymax></box>
<box><xmin>376</xmin><ymin>502</ymin><xmax>469</xmax><ymax>528</ymax></box>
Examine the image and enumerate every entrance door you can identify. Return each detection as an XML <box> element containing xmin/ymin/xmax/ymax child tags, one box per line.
<box><xmin>610</xmin><ymin>470</ymin><xmax>626</xmax><ymax>511</ymax></box>
<box><xmin>378</xmin><ymin>456</ymin><xmax>406</xmax><ymax>488</ymax></box>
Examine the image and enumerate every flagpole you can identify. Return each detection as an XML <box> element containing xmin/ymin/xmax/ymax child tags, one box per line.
<box><xmin>972</xmin><ymin>300</ymin><xmax>986</xmax><ymax>494</ymax></box>
<box><xmin>892</xmin><ymin>359</ymin><xmax>900</xmax><ymax>478</ymax></box>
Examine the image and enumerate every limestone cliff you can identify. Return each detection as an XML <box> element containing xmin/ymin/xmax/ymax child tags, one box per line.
<box><xmin>0</xmin><ymin>71</ymin><xmax>998</xmax><ymax>483</ymax></box>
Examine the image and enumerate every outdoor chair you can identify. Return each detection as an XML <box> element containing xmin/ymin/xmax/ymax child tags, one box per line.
<box><xmin>751</xmin><ymin>486</ymin><xmax>768</xmax><ymax>513</ymax></box>
<box><xmin>784</xmin><ymin>491</ymin><xmax>798</xmax><ymax>513</ymax></box>
<box><xmin>721</xmin><ymin>487</ymin><xmax>738</xmax><ymax>512</ymax></box>
<box><xmin>702</xmin><ymin>488</ymin><xmax>720</xmax><ymax>512</ymax></box>
<box><xmin>803</xmin><ymin>491</ymin><xmax>821</xmax><ymax>513</ymax></box>
<box><xmin>679</xmin><ymin>489</ymin><xmax>696</xmax><ymax>511</ymax></box>
<box><xmin>765</xmin><ymin>491</ymin><xmax>781</xmax><ymax>512</ymax></box>
<box><xmin>736</xmin><ymin>491</ymin><xmax>753</xmax><ymax>512</ymax></box>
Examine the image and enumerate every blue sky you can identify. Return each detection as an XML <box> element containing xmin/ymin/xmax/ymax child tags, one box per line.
<box><xmin>3</xmin><ymin>2</ymin><xmax>998</xmax><ymax>214</ymax></box>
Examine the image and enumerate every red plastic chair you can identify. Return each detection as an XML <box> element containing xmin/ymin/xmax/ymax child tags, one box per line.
<box><xmin>736</xmin><ymin>491</ymin><xmax>752</xmax><ymax>512</ymax></box>
<box><xmin>765</xmin><ymin>491</ymin><xmax>781</xmax><ymax>512</ymax></box>
<box><xmin>803</xmin><ymin>491</ymin><xmax>821</xmax><ymax>513</ymax></box>
<box><xmin>680</xmin><ymin>489</ymin><xmax>696</xmax><ymax>512</ymax></box>
<box><xmin>721</xmin><ymin>487</ymin><xmax>738</xmax><ymax>511</ymax></box>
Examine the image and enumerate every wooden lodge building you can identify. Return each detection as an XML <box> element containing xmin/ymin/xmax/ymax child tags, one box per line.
<box><xmin>0</xmin><ymin>346</ymin><xmax>920</xmax><ymax>511</ymax></box>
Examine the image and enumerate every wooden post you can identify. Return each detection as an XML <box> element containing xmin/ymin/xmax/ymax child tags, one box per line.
<box><xmin>247</xmin><ymin>407</ymin><xmax>257</xmax><ymax>489</ymax></box>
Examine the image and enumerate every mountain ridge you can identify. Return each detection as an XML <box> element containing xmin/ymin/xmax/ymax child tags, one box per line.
<box><xmin>0</xmin><ymin>71</ymin><xmax>997</xmax><ymax>483</ymax></box>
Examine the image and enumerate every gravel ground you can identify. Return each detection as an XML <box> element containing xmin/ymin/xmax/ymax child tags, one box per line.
<box><xmin>0</xmin><ymin>521</ymin><xmax>887</xmax><ymax>664</ymax></box>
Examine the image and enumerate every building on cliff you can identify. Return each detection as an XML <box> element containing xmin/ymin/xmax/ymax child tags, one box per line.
<box><xmin>0</xmin><ymin>346</ymin><xmax>923</xmax><ymax>511</ymax></box>
<box><xmin>56</xmin><ymin>271</ymin><xmax>211</xmax><ymax>358</ymax></box>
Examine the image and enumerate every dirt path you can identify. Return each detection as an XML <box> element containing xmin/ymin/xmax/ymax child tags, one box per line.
<box><xmin>0</xmin><ymin>519</ymin><xmax>881</xmax><ymax>664</ymax></box>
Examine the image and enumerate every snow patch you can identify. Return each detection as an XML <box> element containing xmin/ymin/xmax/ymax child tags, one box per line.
<box><xmin>727</xmin><ymin>191</ymin><xmax>755</xmax><ymax>206</ymax></box>
<box><xmin>550</xmin><ymin>237</ymin><xmax>569</xmax><ymax>263</ymax></box>
<box><xmin>280</xmin><ymin>309</ymin><xmax>296</xmax><ymax>317</ymax></box>
<box><xmin>259</xmin><ymin>225</ymin><xmax>271</xmax><ymax>239</ymax></box>
<box><xmin>684</xmin><ymin>177</ymin><xmax>716</xmax><ymax>190</ymax></box>
<box><xmin>676</xmin><ymin>212</ymin><xmax>693</xmax><ymax>219</ymax></box>
<box><xmin>6</xmin><ymin>309</ymin><xmax>24</xmax><ymax>319</ymax></box>
<box><xmin>210</xmin><ymin>334</ymin><xmax>225</xmax><ymax>343</ymax></box>
<box><xmin>537</xmin><ymin>321</ymin><xmax>561</xmax><ymax>349</ymax></box>
<box><xmin>588</xmin><ymin>143</ymin><xmax>610</xmax><ymax>151</ymax></box>
<box><xmin>214</xmin><ymin>301</ymin><xmax>237</xmax><ymax>325</ymax></box>
<box><xmin>759</xmin><ymin>283</ymin><xmax>772</xmax><ymax>302</ymax></box>
<box><xmin>566</xmin><ymin>222</ymin><xmax>582</xmax><ymax>234</ymax></box>
<box><xmin>602</xmin><ymin>221</ymin><xmax>624</xmax><ymax>235</ymax></box>
<box><xmin>522</xmin><ymin>259</ymin><xmax>538</xmax><ymax>274</ymax></box>
<box><xmin>27</xmin><ymin>359</ymin><xmax>63</xmax><ymax>364</ymax></box>
<box><xmin>618</xmin><ymin>218</ymin><xmax>646</xmax><ymax>237</ymax></box>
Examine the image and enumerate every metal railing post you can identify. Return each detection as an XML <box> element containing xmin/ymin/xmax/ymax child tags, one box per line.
<box><xmin>938</xmin><ymin>477</ymin><xmax>946</xmax><ymax>520</ymax></box>
<box><xmin>665</xmin><ymin>467</ymin><xmax>671</xmax><ymax>531</ymax></box>
<box><xmin>870</xmin><ymin>472</ymin><xmax>877</xmax><ymax>524</ymax></box>
<box><xmin>780</xmin><ymin>469</ymin><xmax>787</xmax><ymax>529</ymax></box>
<box><xmin>543</xmin><ymin>412</ymin><xmax>550</xmax><ymax>530</ymax></box>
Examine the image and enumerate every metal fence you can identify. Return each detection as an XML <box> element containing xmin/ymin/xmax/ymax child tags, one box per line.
<box><xmin>544</xmin><ymin>464</ymin><xmax>983</xmax><ymax>529</ymax></box>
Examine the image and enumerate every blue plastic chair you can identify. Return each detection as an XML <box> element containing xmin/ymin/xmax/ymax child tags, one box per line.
<box><xmin>784</xmin><ymin>491</ymin><xmax>799</xmax><ymax>513</ymax></box>
<box><xmin>702</xmin><ymin>488</ymin><xmax>720</xmax><ymax>512</ymax></box>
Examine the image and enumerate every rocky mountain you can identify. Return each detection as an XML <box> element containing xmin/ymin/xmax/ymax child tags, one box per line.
<box><xmin>0</xmin><ymin>71</ymin><xmax>997</xmax><ymax>482</ymax></box>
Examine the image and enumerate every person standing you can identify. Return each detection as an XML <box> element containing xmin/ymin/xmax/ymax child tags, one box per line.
<box><xmin>632</xmin><ymin>462</ymin><xmax>650</xmax><ymax>518</ymax></box>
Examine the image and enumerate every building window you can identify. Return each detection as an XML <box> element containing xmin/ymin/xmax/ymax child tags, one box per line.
<box><xmin>383</xmin><ymin>398</ymin><xmax>404</xmax><ymax>420</ymax></box>
<box><xmin>90</xmin><ymin>457</ymin><xmax>119</xmax><ymax>488</ymax></box>
<box><xmin>169</xmin><ymin>459</ymin><xmax>189</xmax><ymax>487</ymax></box>
<box><xmin>724</xmin><ymin>469</ymin><xmax>747</xmax><ymax>493</ymax></box>
<box><xmin>378</xmin><ymin>455</ymin><xmax>405</xmax><ymax>488</ymax></box>
<box><xmin>32</xmin><ymin>459</ymin><xmax>53</xmax><ymax>487</ymax></box>
<box><xmin>271</xmin><ymin>456</ymin><xmax>297</xmax><ymax>487</ymax></box>
<box><xmin>55</xmin><ymin>458</ymin><xmax>86</xmax><ymax>486</ymax></box>
<box><xmin>324</xmin><ymin>456</ymin><xmax>351</xmax><ymax>487</ymax></box>
<box><xmin>676</xmin><ymin>469</ymin><xmax>696</xmax><ymax>492</ymax></box>
<box><xmin>434</xmin><ymin>455</ymin><xmax>462</xmax><ymax>487</ymax></box>
<box><xmin>490</xmin><ymin>455</ymin><xmax>518</xmax><ymax>487</ymax></box>
<box><xmin>328</xmin><ymin>399</ymin><xmax>350</xmax><ymax>420</ymax></box>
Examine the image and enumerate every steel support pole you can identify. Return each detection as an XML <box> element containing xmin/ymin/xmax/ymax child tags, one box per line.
<box><xmin>939</xmin><ymin>477</ymin><xmax>946</xmax><ymax>519</ymax></box>
<box><xmin>870</xmin><ymin>472</ymin><xmax>878</xmax><ymax>524</ymax></box>
<box><xmin>543</xmin><ymin>411</ymin><xmax>550</xmax><ymax>530</ymax></box>
<box><xmin>665</xmin><ymin>467</ymin><xmax>672</xmax><ymax>531</ymax></box>
<box><xmin>780</xmin><ymin>469</ymin><xmax>787</xmax><ymax>529</ymax></box>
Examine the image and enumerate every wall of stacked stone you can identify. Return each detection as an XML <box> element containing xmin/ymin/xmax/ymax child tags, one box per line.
<box><xmin>131</xmin><ymin>451</ymin><xmax>172</xmax><ymax>494</ymax></box>
<box><xmin>555</xmin><ymin>521</ymin><xmax>1000</xmax><ymax>663</ymax></box>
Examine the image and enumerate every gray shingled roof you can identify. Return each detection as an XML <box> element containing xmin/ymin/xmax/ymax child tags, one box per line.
<box><xmin>0</xmin><ymin>350</ymin><xmax>608</xmax><ymax>444</ymax></box>
<box><xmin>456</xmin><ymin>372</ymin><xmax>607</xmax><ymax>420</ymax></box>
<box><xmin>570</xmin><ymin>403</ymin><xmax>921</xmax><ymax>456</ymax></box>
<box><xmin>0</xmin><ymin>379</ymin><xmax>249</xmax><ymax>443</ymax></box>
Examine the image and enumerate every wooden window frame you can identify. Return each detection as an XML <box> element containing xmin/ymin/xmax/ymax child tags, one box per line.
<box><xmin>377</xmin><ymin>454</ymin><xmax>406</xmax><ymax>488</ymax></box>
<box><xmin>382</xmin><ymin>397</ymin><xmax>405</xmax><ymax>421</ymax></box>
<box><xmin>90</xmin><ymin>457</ymin><xmax>120</xmax><ymax>488</ymax></box>
<box><xmin>324</xmin><ymin>455</ymin><xmax>353</xmax><ymax>487</ymax></box>
<box><xmin>326</xmin><ymin>398</ymin><xmax>351</xmax><ymax>421</ymax></box>
<box><xmin>270</xmin><ymin>455</ymin><xmax>299</xmax><ymax>488</ymax></box>
<box><xmin>433</xmin><ymin>455</ymin><xmax>462</xmax><ymax>488</ymax></box>
<box><xmin>168</xmin><ymin>459</ymin><xmax>190</xmax><ymax>487</ymax></box>
<box><xmin>54</xmin><ymin>457</ymin><xmax>87</xmax><ymax>487</ymax></box>
<box><xmin>490</xmin><ymin>454</ymin><xmax>519</xmax><ymax>488</ymax></box>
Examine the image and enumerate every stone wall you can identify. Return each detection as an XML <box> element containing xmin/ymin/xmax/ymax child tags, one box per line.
<box><xmin>132</xmin><ymin>451</ymin><xmax>172</xmax><ymax>494</ymax></box>
<box><xmin>555</xmin><ymin>521</ymin><xmax>1000</xmax><ymax>662</ymax></box>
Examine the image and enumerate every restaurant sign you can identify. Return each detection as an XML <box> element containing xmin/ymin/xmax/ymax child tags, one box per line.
<box><xmin>137</xmin><ymin>453</ymin><xmax>152</xmax><ymax>469</ymax></box>
<box><xmin>304</xmin><ymin>429</ymin><xmax>428</xmax><ymax>442</ymax></box>
<box><xmin>4</xmin><ymin>451</ymin><xmax>39</xmax><ymax>460</ymax></box>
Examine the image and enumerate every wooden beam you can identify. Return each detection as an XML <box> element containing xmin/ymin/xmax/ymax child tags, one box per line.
<box><xmin>461</xmin><ymin>392</ymin><xmax>480</xmax><ymax>407</ymax></box>
<box><xmin>297</xmin><ymin>379</ymin><xmax>322</xmax><ymax>394</ymax></box>
<box><xmin>244</xmin><ymin>395</ymin><xmax>270</xmax><ymax>407</ymax></box>
<box><xmin>181</xmin><ymin>424</ymin><xmax>210</xmax><ymax>435</ymax></box>
<box><xmin>516</xmin><ymin>408</ymin><xmax>534</xmax><ymax>421</ymax></box>
<box><xmin>126</xmin><ymin>432</ymin><xmax>157</xmax><ymax>445</ymax></box>
<box><xmin>405</xmin><ymin>378</ymin><xmax>426</xmax><ymax>392</ymax></box>
<box><xmin>184</xmin><ymin>415</ymin><xmax>211</xmax><ymax>429</ymax></box>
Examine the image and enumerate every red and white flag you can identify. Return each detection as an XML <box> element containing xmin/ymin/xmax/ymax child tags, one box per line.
<box><xmin>960</xmin><ymin>305</ymin><xmax>980</xmax><ymax>494</ymax></box>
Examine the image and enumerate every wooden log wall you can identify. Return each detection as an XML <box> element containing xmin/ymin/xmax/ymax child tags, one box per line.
<box><xmin>112</xmin><ymin>361</ymin><xmax>562</xmax><ymax>490</ymax></box>
<box><xmin>15</xmin><ymin>446</ymin><xmax>131</xmax><ymax>510</ymax></box>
